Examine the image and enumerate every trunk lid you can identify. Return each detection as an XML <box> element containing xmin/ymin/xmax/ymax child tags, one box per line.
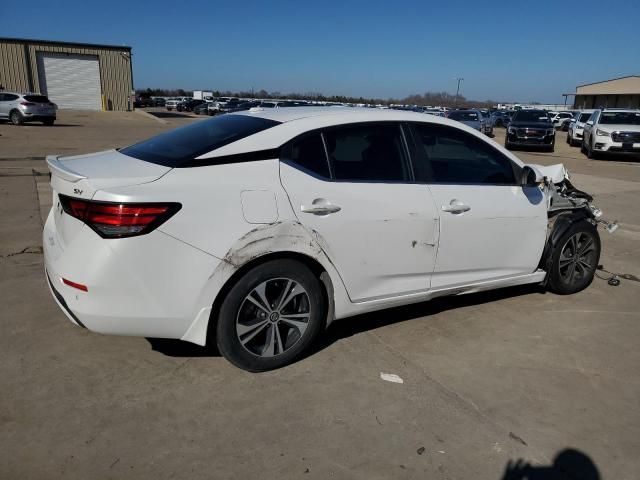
<box><xmin>46</xmin><ymin>149</ymin><xmax>171</xmax><ymax>246</ymax></box>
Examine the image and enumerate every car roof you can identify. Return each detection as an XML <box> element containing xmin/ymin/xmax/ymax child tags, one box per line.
<box><xmin>198</xmin><ymin>107</ymin><xmax>525</xmax><ymax>166</ymax></box>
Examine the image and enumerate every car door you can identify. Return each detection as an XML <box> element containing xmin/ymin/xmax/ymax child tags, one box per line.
<box><xmin>583</xmin><ymin>111</ymin><xmax>599</xmax><ymax>146</ymax></box>
<box><xmin>0</xmin><ymin>94</ymin><xmax>8</xmax><ymax>118</ymax></box>
<box><xmin>409</xmin><ymin>122</ymin><xmax>548</xmax><ymax>289</ymax></box>
<box><xmin>279</xmin><ymin>122</ymin><xmax>440</xmax><ymax>302</ymax></box>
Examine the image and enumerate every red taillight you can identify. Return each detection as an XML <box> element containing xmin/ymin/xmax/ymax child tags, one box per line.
<box><xmin>20</xmin><ymin>101</ymin><xmax>36</xmax><ymax>106</ymax></box>
<box><xmin>58</xmin><ymin>195</ymin><xmax>181</xmax><ymax>238</ymax></box>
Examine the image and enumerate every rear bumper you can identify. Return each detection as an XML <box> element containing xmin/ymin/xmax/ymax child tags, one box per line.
<box><xmin>43</xmin><ymin>207</ymin><xmax>222</xmax><ymax>340</ymax></box>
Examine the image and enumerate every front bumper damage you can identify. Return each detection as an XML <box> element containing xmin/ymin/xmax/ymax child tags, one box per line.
<box><xmin>534</xmin><ymin>163</ymin><xmax>618</xmax><ymax>233</ymax></box>
<box><xmin>532</xmin><ymin>164</ymin><xmax>617</xmax><ymax>282</ymax></box>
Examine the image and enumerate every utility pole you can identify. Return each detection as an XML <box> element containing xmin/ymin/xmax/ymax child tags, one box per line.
<box><xmin>454</xmin><ymin>77</ymin><xmax>464</xmax><ymax>105</ymax></box>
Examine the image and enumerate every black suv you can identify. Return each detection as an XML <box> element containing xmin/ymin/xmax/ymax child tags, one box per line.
<box><xmin>505</xmin><ymin>110</ymin><xmax>555</xmax><ymax>152</ymax></box>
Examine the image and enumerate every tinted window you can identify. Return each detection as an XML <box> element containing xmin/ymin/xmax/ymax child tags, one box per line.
<box><xmin>24</xmin><ymin>95</ymin><xmax>51</xmax><ymax>103</ymax></box>
<box><xmin>579</xmin><ymin>113</ymin><xmax>592</xmax><ymax>122</ymax></box>
<box><xmin>282</xmin><ymin>134</ymin><xmax>330</xmax><ymax>178</ymax></box>
<box><xmin>2</xmin><ymin>94</ymin><xmax>19</xmax><ymax>101</ymax></box>
<box><xmin>412</xmin><ymin>124</ymin><xmax>518</xmax><ymax>185</ymax></box>
<box><xmin>323</xmin><ymin>124</ymin><xmax>409</xmax><ymax>182</ymax></box>
<box><xmin>120</xmin><ymin>114</ymin><xmax>280</xmax><ymax>167</ymax></box>
<box><xmin>449</xmin><ymin>111</ymin><xmax>479</xmax><ymax>121</ymax></box>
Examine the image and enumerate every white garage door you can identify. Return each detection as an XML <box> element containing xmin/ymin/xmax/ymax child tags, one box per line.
<box><xmin>37</xmin><ymin>53</ymin><xmax>102</xmax><ymax>110</ymax></box>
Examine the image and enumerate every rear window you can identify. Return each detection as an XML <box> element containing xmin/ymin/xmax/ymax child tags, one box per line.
<box><xmin>120</xmin><ymin>114</ymin><xmax>280</xmax><ymax>167</ymax></box>
<box><xmin>24</xmin><ymin>95</ymin><xmax>51</xmax><ymax>103</ymax></box>
<box><xmin>449</xmin><ymin>111</ymin><xmax>479</xmax><ymax>121</ymax></box>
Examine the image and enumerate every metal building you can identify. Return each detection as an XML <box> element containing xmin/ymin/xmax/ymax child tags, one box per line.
<box><xmin>573</xmin><ymin>76</ymin><xmax>640</xmax><ymax>109</ymax></box>
<box><xmin>0</xmin><ymin>37</ymin><xmax>133</xmax><ymax>111</ymax></box>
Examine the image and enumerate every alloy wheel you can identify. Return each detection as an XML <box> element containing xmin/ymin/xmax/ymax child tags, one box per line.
<box><xmin>558</xmin><ymin>232</ymin><xmax>597</xmax><ymax>285</ymax></box>
<box><xmin>236</xmin><ymin>278</ymin><xmax>311</xmax><ymax>357</ymax></box>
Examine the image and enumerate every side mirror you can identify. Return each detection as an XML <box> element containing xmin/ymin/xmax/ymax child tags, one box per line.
<box><xmin>586</xmin><ymin>120</ymin><xmax>594</xmax><ymax>126</ymax></box>
<box><xmin>521</xmin><ymin>165</ymin><xmax>543</xmax><ymax>187</ymax></box>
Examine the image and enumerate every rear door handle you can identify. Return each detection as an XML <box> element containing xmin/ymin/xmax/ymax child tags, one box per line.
<box><xmin>442</xmin><ymin>199</ymin><xmax>470</xmax><ymax>214</ymax></box>
<box><xmin>301</xmin><ymin>199</ymin><xmax>341</xmax><ymax>215</ymax></box>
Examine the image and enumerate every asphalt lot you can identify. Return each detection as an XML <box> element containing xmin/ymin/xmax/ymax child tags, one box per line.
<box><xmin>1</xmin><ymin>110</ymin><xmax>639</xmax><ymax>479</ymax></box>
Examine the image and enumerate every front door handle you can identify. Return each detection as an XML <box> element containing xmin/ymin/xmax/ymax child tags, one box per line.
<box><xmin>301</xmin><ymin>199</ymin><xmax>341</xmax><ymax>215</ymax></box>
<box><xmin>442</xmin><ymin>199</ymin><xmax>470</xmax><ymax>214</ymax></box>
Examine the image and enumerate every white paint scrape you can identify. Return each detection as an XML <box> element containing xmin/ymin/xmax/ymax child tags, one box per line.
<box><xmin>380</xmin><ymin>372</ymin><xmax>404</xmax><ymax>384</ymax></box>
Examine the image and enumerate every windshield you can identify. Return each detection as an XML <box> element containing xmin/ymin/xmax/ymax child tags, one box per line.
<box><xmin>599</xmin><ymin>111</ymin><xmax>640</xmax><ymax>125</ymax></box>
<box><xmin>120</xmin><ymin>114</ymin><xmax>280</xmax><ymax>167</ymax></box>
<box><xmin>449</xmin><ymin>111</ymin><xmax>479</xmax><ymax>121</ymax></box>
<box><xmin>513</xmin><ymin>110</ymin><xmax>550</xmax><ymax>122</ymax></box>
<box><xmin>579</xmin><ymin>113</ymin><xmax>592</xmax><ymax>122</ymax></box>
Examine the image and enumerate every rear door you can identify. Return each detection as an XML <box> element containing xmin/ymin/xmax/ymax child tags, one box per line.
<box><xmin>409</xmin><ymin>123</ymin><xmax>547</xmax><ymax>289</ymax></box>
<box><xmin>279</xmin><ymin>122</ymin><xmax>440</xmax><ymax>302</ymax></box>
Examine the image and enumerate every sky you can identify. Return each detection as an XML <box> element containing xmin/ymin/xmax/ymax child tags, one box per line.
<box><xmin>2</xmin><ymin>0</ymin><xmax>639</xmax><ymax>103</ymax></box>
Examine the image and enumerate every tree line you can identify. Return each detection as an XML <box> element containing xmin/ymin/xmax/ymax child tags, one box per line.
<box><xmin>136</xmin><ymin>87</ymin><xmax>495</xmax><ymax>108</ymax></box>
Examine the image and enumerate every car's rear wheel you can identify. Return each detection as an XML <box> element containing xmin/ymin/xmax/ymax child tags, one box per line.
<box><xmin>10</xmin><ymin>110</ymin><xmax>23</xmax><ymax>125</ymax></box>
<box><xmin>548</xmin><ymin>221</ymin><xmax>600</xmax><ymax>295</ymax></box>
<box><xmin>216</xmin><ymin>259</ymin><xmax>326</xmax><ymax>371</ymax></box>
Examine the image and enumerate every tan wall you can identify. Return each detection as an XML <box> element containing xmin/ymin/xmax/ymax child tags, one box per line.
<box><xmin>0</xmin><ymin>39</ymin><xmax>133</xmax><ymax>111</ymax></box>
<box><xmin>577</xmin><ymin>77</ymin><xmax>640</xmax><ymax>95</ymax></box>
<box><xmin>574</xmin><ymin>94</ymin><xmax>640</xmax><ymax>109</ymax></box>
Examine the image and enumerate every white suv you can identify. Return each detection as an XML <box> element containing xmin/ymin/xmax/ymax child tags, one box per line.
<box><xmin>566</xmin><ymin>110</ymin><xmax>595</xmax><ymax>147</ymax></box>
<box><xmin>44</xmin><ymin>107</ymin><xmax>608</xmax><ymax>371</ymax></box>
<box><xmin>582</xmin><ymin>109</ymin><xmax>640</xmax><ymax>159</ymax></box>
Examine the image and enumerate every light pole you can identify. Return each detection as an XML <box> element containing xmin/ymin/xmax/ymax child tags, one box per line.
<box><xmin>454</xmin><ymin>77</ymin><xmax>464</xmax><ymax>105</ymax></box>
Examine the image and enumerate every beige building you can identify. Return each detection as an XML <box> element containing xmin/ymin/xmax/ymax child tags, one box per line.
<box><xmin>0</xmin><ymin>37</ymin><xmax>133</xmax><ymax>111</ymax></box>
<box><xmin>574</xmin><ymin>76</ymin><xmax>640</xmax><ymax>109</ymax></box>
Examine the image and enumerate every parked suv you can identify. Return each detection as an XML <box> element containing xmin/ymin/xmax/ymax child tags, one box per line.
<box><xmin>44</xmin><ymin>108</ymin><xmax>608</xmax><ymax>371</ymax></box>
<box><xmin>582</xmin><ymin>109</ymin><xmax>640</xmax><ymax>159</ymax></box>
<box><xmin>566</xmin><ymin>110</ymin><xmax>595</xmax><ymax>147</ymax></box>
<box><xmin>0</xmin><ymin>92</ymin><xmax>57</xmax><ymax>125</ymax></box>
<box><xmin>505</xmin><ymin>109</ymin><xmax>555</xmax><ymax>151</ymax></box>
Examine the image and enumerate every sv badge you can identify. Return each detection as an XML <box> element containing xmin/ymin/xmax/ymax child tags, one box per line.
<box><xmin>73</xmin><ymin>188</ymin><xmax>83</xmax><ymax>195</ymax></box>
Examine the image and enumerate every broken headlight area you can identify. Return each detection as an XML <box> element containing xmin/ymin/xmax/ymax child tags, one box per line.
<box><xmin>537</xmin><ymin>164</ymin><xmax>618</xmax><ymax>234</ymax></box>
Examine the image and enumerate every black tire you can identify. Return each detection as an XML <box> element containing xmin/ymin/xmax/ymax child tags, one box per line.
<box><xmin>548</xmin><ymin>220</ymin><xmax>600</xmax><ymax>295</ymax></box>
<box><xmin>10</xmin><ymin>110</ymin><xmax>23</xmax><ymax>125</ymax></box>
<box><xmin>43</xmin><ymin>119</ymin><xmax>55</xmax><ymax>126</ymax></box>
<box><xmin>547</xmin><ymin>143</ymin><xmax>555</xmax><ymax>153</ymax></box>
<box><xmin>495</xmin><ymin>119</ymin><xmax>503</xmax><ymax>128</ymax></box>
<box><xmin>587</xmin><ymin>139</ymin><xmax>598</xmax><ymax>159</ymax></box>
<box><xmin>566</xmin><ymin>133</ymin><xmax>570</xmax><ymax>144</ymax></box>
<box><xmin>505</xmin><ymin>140</ymin><xmax>512</xmax><ymax>150</ymax></box>
<box><xmin>216</xmin><ymin>259</ymin><xmax>326</xmax><ymax>371</ymax></box>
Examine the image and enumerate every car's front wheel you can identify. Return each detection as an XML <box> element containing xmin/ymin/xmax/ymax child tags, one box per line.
<box><xmin>548</xmin><ymin>221</ymin><xmax>600</xmax><ymax>295</ymax></box>
<box><xmin>216</xmin><ymin>259</ymin><xmax>326</xmax><ymax>371</ymax></box>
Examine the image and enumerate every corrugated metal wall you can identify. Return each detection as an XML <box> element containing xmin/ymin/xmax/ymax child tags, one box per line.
<box><xmin>0</xmin><ymin>39</ymin><xmax>133</xmax><ymax>111</ymax></box>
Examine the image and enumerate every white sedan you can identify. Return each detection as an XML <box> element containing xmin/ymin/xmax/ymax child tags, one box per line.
<box><xmin>44</xmin><ymin>107</ymin><xmax>606</xmax><ymax>371</ymax></box>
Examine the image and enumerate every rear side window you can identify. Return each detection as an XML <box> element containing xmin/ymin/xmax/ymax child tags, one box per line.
<box><xmin>412</xmin><ymin>124</ymin><xmax>518</xmax><ymax>185</ymax></box>
<box><xmin>120</xmin><ymin>114</ymin><xmax>280</xmax><ymax>167</ymax></box>
<box><xmin>1</xmin><ymin>94</ymin><xmax>19</xmax><ymax>101</ymax></box>
<box><xmin>282</xmin><ymin>134</ymin><xmax>330</xmax><ymax>178</ymax></box>
<box><xmin>24</xmin><ymin>95</ymin><xmax>51</xmax><ymax>103</ymax></box>
<box><xmin>323</xmin><ymin>124</ymin><xmax>409</xmax><ymax>182</ymax></box>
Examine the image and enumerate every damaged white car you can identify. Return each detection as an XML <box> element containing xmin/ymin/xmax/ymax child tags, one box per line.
<box><xmin>43</xmin><ymin>107</ymin><xmax>615</xmax><ymax>371</ymax></box>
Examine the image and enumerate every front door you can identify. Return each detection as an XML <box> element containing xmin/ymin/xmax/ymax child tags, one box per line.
<box><xmin>410</xmin><ymin>123</ymin><xmax>548</xmax><ymax>289</ymax></box>
<box><xmin>279</xmin><ymin>123</ymin><xmax>439</xmax><ymax>302</ymax></box>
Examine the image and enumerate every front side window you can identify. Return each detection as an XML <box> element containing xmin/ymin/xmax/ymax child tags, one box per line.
<box><xmin>120</xmin><ymin>114</ymin><xmax>280</xmax><ymax>167</ymax></box>
<box><xmin>412</xmin><ymin>124</ymin><xmax>518</xmax><ymax>185</ymax></box>
<box><xmin>323</xmin><ymin>124</ymin><xmax>409</xmax><ymax>182</ymax></box>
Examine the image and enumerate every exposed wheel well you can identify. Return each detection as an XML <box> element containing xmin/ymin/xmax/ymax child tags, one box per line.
<box><xmin>206</xmin><ymin>252</ymin><xmax>333</xmax><ymax>346</ymax></box>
